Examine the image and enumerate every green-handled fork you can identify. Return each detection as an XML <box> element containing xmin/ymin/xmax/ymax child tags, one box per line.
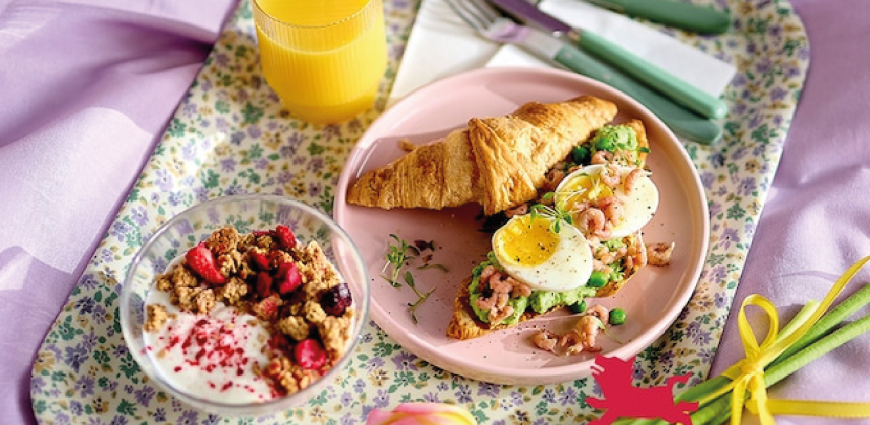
<box><xmin>444</xmin><ymin>0</ymin><xmax>723</xmax><ymax>145</ymax></box>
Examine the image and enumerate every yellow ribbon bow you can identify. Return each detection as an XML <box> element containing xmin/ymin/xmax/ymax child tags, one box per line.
<box><xmin>706</xmin><ymin>256</ymin><xmax>870</xmax><ymax>424</ymax></box>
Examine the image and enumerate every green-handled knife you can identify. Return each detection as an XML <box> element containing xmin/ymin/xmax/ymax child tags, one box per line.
<box><xmin>466</xmin><ymin>18</ymin><xmax>723</xmax><ymax>144</ymax></box>
<box><xmin>584</xmin><ymin>0</ymin><xmax>731</xmax><ymax>35</ymax></box>
<box><xmin>490</xmin><ymin>0</ymin><xmax>729</xmax><ymax>121</ymax></box>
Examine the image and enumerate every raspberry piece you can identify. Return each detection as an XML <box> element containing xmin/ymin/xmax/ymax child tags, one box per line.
<box><xmin>185</xmin><ymin>243</ymin><xmax>225</xmax><ymax>285</ymax></box>
<box><xmin>256</xmin><ymin>271</ymin><xmax>274</xmax><ymax>298</ymax></box>
<box><xmin>275</xmin><ymin>261</ymin><xmax>302</xmax><ymax>295</ymax></box>
<box><xmin>294</xmin><ymin>338</ymin><xmax>327</xmax><ymax>369</ymax></box>
<box><xmin>321</xmin><ymin>282</ymin><xmax>352</xmax><ymax>316</ymax></box>
<box><xmin>249</xmin><ymin>251</ymin><xmax>271</xmax><ymax>271</ymax></box>
<box><xmin>274</xmin><ymin>225</ymin><xmax>297</xmax><ymax>250</ymax></box>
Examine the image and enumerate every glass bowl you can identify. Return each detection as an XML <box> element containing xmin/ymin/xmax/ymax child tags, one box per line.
<box><xmin>120</xmin><ymin>194</ymin><xmax>370</xmax><ymax>416</ymax></box>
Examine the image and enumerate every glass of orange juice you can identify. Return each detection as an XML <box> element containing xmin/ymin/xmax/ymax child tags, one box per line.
<box><xmin>252</xmin><ymin>0</ymin><xmax>387</xmax><ymax>124</ymax></box>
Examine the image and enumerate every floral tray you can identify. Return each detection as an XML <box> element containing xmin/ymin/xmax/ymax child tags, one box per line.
<box><xmin>30</xmin><ymin>0</ymin><xmax>809</xmax><ymax>423</ymax></box>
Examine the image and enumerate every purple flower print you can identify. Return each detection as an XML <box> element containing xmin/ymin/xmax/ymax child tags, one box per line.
<box><xmin>74</xmin><ymin>374</ymin><xmax>95</xmax><ymax>397</ymax></box>
<box><xmin>309</xmin><ymin>182</ymin><xmax>323</xmax><ymax>198</ymax></box>
<box><xmin>134</xmin><ymin>385</ymin><xmax>156</xmax><ymax>407</ymax></box>
<box><xmin>64</xmin><ymin>344</ymin><xmax>89</xmax><ymax>372</ymax></box>
<box><xmin>738</xmin><ymin>177</ymin><xmax>757</xmax><ymax>196</ymax></box>
<box><xmin>110</xmin><ymin>220</ymin><xmax>133</xmax><ymax>239</ymax></box>
<box><xmin>220</xmin><ymin>157</ymin><xmax>237</xmax><ymax>172</ymax></box>
<box><xmin>176</xmin><ymin>410</ymin><xmax>198</xmax><ymax>425</ymax></box>
<box><xmin>454</xmin><ymin>384</ymin><xmax>473</xmax><ymax>403</ymax></box>
<box><xmin>477</xmin><ymin>382</ymin><xmax>499</xmax><ymax>398</ymax></box>
<box><xmin>168</xmin><ymin>191</ymin><xmax>185</xmax><ymax>206</ymax></box>
<box><xmin>78</xmin><ymin>273</ymin><xmax>100</xmax><ymax>290</ymax></box>
<box><xmin>391</xmin><ymin>351</ymin><xmax>418</xmax><ymax>370</ymax></box>
<box><xmin>421</xmin><ymin>392</ymin><xmax>441</xmax><ymax>403</ymax></box>
<box><xmin>308</xmin><ymin>156</ymin><xmax>325</xmax><ymax>172</ymax></box>
<box><xmin>247</xmin><ymin>125</ymin><xmax>261</xmax><ymax>139</ymax></box>
<box><xmin>91</xmin><ymin>304</ymin><xmax>107</xmax><ymax>324</ymax></box>
<box><xmin>687</xmin><ymin>321</ymin><xmax>713</xmax><ymax>345</ymax></box>
<box><xmin>372</xmin><ymin>389</ymin><xmax>390</xmax><ymax>408</ymax></box>
<box><xmin>31</xmin><ymin>376</ymin><xmax>46</xmax><ymax>393</ymax></box>
<box><xmin>53</xmin><ymin>412</ymin><xmax>70</xmax><ymax>424</ymax></box>
<box><xmin>130</xmin><ymin>206</ymin><xmax>148</xmax><ymax>226</ymax></box>
<box><xmin>154</xmin><ymin>169</ymin><xmax>174</xmax><ymax>192</ymax></box>
<box><xmin>109</xmin><ymin>415</ymin><xmax>129</xmax><ymax>425</ymax></box>
<box><xmin>112</xmin><ymin>344</ymin><xmax>129</xmax><ymax>359</ymax></box>
<box><xmin>720</xmin><ymin>228</ymin><xmax>740</xmax><ymax>250</ymax></box>
<box><xmin>201</xmin><ymin>414</ymin><xmax>221</xmax><ymax>425</ymax></box>
<box><xmin>558</xmin><ymin>387</ymin><xmax>578</xmax><ymax>405</ymax></box>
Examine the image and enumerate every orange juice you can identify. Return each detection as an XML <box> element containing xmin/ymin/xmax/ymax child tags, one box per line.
<box><xmin>253</xmin><ymin>0</ymin><xmax>387</xmax><ymax>124</ymax></box>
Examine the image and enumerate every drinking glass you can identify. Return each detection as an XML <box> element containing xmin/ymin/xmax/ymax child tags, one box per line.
<box><xmin>253</xmin><ymin>0</ymin><xmax>388</xmax><ymax>124</ymax></box>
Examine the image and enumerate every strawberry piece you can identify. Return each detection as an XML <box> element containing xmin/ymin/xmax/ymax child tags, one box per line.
<box><xmin>249</xmin><ymin>251</ymin><xmax>271</xmax><ymax>271</ymax></box>
<box><xmin>275</xmin><ymin>261</ymin><xmax>302</xmax><ymax>295</ymax></box>
<box><xmin>294</xmin><ymin>338</ymin><xmax>327</xmax><ymax>369</ymax></box>
<box><xmin>185</xmin><ymin>243</ymin><xmax>225</xmax><ymax>285</ymax></box>
<box><xmin>256</xmin><ymin>271</ymin><xmax>274</xmax><ymax>298</ymax></box>
<box><xmin>274</xmin><ymin>225</ymin><xmax>297</xmax><ymax>250</ymax></box>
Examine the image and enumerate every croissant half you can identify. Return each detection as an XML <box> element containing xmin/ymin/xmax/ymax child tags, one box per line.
<box><xmin>346</xmin><ymin>95</ymin><xmax>618</xmax><ymax>215</ymax></box>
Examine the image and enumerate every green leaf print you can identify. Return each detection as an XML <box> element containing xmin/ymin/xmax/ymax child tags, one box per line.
<box><xmin>117</xmin><ymin>399</ymin><xmax>137</xmax><ymax>416</ymax></box>
<box><xmin>201</xmin><ymin>169</ymin><xmax>220</xmax><ymax>189</ymax></box>
<box><xmin>166</xmin><ymin>118</ymin><xmax>187</xmax><ymax>138</ymax></box>
<box><xmin>242</xmin><ymin>102</ymin><xmax>264</xmax><ymax>125</ymax></box>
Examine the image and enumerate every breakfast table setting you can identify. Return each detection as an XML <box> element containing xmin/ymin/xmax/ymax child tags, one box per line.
<box><xmin>2</xmin><ymin>0</ymin><xmax>870</xmax><ymax>424</ymax></box>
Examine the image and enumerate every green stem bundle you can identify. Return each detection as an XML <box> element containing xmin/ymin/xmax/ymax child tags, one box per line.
<box><xmin>612</xmin><ymin>282</ymin><xmax>870</xmax><ymax>425</ymax></box>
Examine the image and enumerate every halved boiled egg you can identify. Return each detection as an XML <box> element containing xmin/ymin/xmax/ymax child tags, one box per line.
<box><xmin>555</xmin><ymin>163</ymin><xmax>659</xmax><ymax>239</ymax></box>
<box><xmin>492</xmin><ymin>213</ymin><xmax>593</xmax><ymax>292</ymax></box>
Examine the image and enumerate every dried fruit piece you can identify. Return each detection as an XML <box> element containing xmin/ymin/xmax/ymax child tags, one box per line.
<box><xmin>253</xmin><ymin>295</ymin><xmax>281</xmax><ymax>320</ymax></box>
<box><xmin>256</xmin><ymin>271</ymin><xmax>274</xmax><ymax>298</ymax></box>
<box><xmin>275</xmin><ymin>224</ymin><xmax>297</xmax><ymax>250</ymax></box>
<box><xmin>185</xmin><ymin>243</ymin><xmax>225</xmax><ymax>285</ymax></box>
<box><xmin>321</xmin><ymin>282</ymin><xmax>352</xmax><ymax>316</ymax></box>
<box><xmin>275</xmin><ymin>261</ymin><xmax>302</xmax><ymax>295</ymax></box>
<box><xmin>294</xmin><ymin>338</ymin><xmax>327</xmax><ymax>369</ymax></box>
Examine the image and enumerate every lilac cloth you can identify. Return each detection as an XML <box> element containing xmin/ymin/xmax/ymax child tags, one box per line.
<box><xmin>708</xmin><ymin>1</ymin><xmax>870</xmax><ymax>424</ymax></box>
<box><xmin>0</xmin><ymin>1</ymin><xmax>867</xmax><ymax>425</ymax></box>
<box><xmin>0</xmin><ymin>1</ymin><xmax>237</xmax><ymax>424</ymax></box>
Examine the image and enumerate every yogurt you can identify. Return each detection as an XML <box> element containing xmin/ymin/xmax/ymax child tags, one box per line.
<box><xmin>144</xmin><ymin>290</ymin><xmax>275</xmax><ymax>403</ymax></box>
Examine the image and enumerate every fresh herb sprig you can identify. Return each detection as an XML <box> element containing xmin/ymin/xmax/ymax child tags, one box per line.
<box><xmin>381</xmin><ymin>234</ymin><xmax>447</xmax><ymax>323</ymax></box>
<box><xmin>529</xmin><ymin>199</ymin><xmax>573</xmax><ymax>233</ymax></box>
<box><xmin>382</xmin><ymin>234</ymin><xmax>418</xmax><ymax>287</ymax></box>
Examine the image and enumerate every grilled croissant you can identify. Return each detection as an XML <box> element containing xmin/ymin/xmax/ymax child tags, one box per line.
<box><xmin>346</xmin><ymin>95</ymin><xmax>618</xmax><ymax>215</ymax></box>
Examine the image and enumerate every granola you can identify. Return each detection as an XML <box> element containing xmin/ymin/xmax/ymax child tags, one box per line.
<box><xmin>144</xmin><ymin>225</ymin><xmax>355</xmax><ymax>401</ymax></box>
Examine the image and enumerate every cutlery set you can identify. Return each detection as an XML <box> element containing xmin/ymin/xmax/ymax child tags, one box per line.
<box><xmin>444</xmin><ymin>0</ymin><xmax>732</xmax><ymax>145</ymax></box>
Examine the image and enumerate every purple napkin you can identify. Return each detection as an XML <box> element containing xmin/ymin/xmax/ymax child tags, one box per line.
<box><xmin>709</xmin><ymin>1</ymin><xmax>870</xmax><ymax>424</ymax></box>
<box><xmin>0</xmin><ymin>1</ymin><xmax>236</xmax><ymax>424</ymax></box>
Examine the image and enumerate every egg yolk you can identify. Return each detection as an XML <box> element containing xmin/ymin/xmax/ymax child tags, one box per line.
<box><xmin>495</xmin><ymin>215</ymin><xmax>558</xmax><ymax>266</ymax></box>
<box><xmin>558</xmin><ymin>173</ymin><xmax>613</xmax><ymax>211</ymax></box>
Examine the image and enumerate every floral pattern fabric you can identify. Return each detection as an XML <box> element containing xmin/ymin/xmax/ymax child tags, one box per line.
<box><xmin>30</xmin><ymin>0</ymin><xmax>809</xmax><ymax>423</ymax></box>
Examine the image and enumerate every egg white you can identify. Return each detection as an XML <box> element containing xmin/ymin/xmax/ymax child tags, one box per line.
<box><xmin>491</xmin><ymin>214</ymin><xmax>594</xmax><ymax>292</ymax></box>
<box><xmin>555</xmin><ymin>164</ymin><xmax>659</xmax><ymax>239</ymax></box>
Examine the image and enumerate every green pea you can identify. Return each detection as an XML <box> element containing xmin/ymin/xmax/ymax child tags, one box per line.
<box><xmin>587</xmin><ymin>271</ymin><xmax>608</xmax><ymax>287</ymax></box>
<box><xmin>569</xmin><ymin>300</ymin><xmax>587</xmax><ymax>314</ymax></box>
<box><xmin>609</xmin><ymin>308</ymin><xmax>627</xmax><ymax>325</ymax></box>
<box><xmin>571</xmin><ymin>145</ymin><xmax>590</xmax><ymax>164</ymax></box>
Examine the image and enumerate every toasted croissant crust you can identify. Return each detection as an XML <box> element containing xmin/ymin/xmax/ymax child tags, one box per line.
<box><xmin>347</xmin><ymin>96</ymin><xmax>618</xmax><ymax>216</ymax></box>
<box><xmin>446</xmin><ymin>232</ymin><xmax>647</xmax><ymax>340</ymax></box>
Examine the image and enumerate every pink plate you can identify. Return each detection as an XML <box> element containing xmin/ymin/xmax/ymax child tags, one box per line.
<box><xmin>334</xmin><ymin>67</ymin><xmax>709</xmax><ymax>385</ymax></box>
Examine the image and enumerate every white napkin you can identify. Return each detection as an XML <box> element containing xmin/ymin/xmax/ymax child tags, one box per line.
<box><xmin>388</xmin><ymin>0</ymin><xmax>737</xmax><ymax>105</ymax></box>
